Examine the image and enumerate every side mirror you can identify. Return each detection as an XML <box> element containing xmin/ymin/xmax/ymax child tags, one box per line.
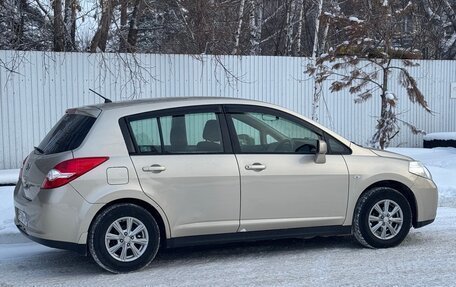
<box><xmin>315</xmin><ymin>140</ymin><xmax>327</xmax><ymax>164</ymax></box>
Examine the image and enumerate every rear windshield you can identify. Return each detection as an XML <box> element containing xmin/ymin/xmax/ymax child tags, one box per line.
<box><xmin>37</xmin><ymin>114</ymin><xmax>96</xmax><ymax>155</ymax></box>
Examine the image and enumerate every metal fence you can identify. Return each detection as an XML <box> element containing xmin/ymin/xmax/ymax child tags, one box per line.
<box><xmin>1</xmin><ymin>50</ymin><xmax>455</xmax><ymax>169</ymax></box>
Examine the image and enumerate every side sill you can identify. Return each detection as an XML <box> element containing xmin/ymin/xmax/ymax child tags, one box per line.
<box><xmin>166</xmin><ymin>225</ymin><xmax>352</xmax><ymax>248</ymax></box>
<box><xmin>414</xmin><ymin>219</ymin><xmax>435</xmax><ymax>228</ymax></box>
<box><xmin>17</xmin><ymin>225</ymin><xmax>87</xmax><ymax>255</ymax></box>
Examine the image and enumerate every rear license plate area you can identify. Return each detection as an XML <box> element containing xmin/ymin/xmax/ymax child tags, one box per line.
<box><xmin>16</xmin><ymin>208</ymin><xmax>28</xmax><ymax>227</ymax></box>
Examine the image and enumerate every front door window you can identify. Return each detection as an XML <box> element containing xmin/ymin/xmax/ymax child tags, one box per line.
<box><xmin>229</xmin><ymin>111</ymin><xmax>321</xmax><ymax>154</ymax></box>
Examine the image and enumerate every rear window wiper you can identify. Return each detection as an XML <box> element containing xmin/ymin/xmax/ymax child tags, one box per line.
<box><xmin>34</xmin><ymin>146</ymin><xmax>44</xmax><ymax>154</ymax></box>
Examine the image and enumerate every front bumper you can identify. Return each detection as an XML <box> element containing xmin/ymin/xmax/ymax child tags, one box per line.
<box><xmin>411</xmin><ymin>176</ymin><xmax>438</xmax><ymax>228</ymax></box>
<box><xmin>14</xmin><ymin>180</ymin><xmax>96</xmax><ymax>251</ymax></box>
<box><xmin>415</xmin><ymin>218</ymin><xmax>435</xmax><ymax>228</ymax></box>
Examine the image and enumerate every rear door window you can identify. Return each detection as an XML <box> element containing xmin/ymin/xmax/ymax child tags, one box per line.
<box><xmin>160</xmin><ymin>112</ymin><xmax>223</xmax><ymax>153</ymax></box>
<box><xmin>37</xmin><ymin>114</ymin><xmax>96</xmax><ymax>155</ymax></box>
<box><xmin>129</xmin><ymin>118</ymin><xmax>162</xmax><ymax>154</ymax></box>
<box><xmin>126</xmin><ymin>110</ymin><xmax>225</xmax><ymax>155</ymax></box>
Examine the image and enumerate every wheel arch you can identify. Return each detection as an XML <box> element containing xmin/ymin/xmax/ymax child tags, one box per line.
<box><xmin>89</xmin><ymin>198</ymin><xmax>169</xmax><ymax>247</ymax></box>
<box><xmin>355</xmin><ymin>180</ymin><xmax>418</xmax><ymax>228</ymax></box>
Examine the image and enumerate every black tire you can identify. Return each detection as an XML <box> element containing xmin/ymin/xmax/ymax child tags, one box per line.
<box><xmin>88</xmin><ymin>203</ymin><xmax>160</xmax><ymax>273</ymax></box>
<box><xmin>353</xmin><ymin>187</ymin><xmax>412</xmax><ymax>248</ymax></box>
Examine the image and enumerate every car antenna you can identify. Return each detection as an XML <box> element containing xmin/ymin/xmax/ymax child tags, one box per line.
<box><xmin>89</xmin><ymin>88</ymin><xmax>112</xmax><ymax>103</ymax></box>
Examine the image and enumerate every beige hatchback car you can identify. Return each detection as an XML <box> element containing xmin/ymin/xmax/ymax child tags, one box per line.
<box><xmin>15</xmin><ymin>97</ymin><xmax>437</xmax><ymax>273</ymax></box>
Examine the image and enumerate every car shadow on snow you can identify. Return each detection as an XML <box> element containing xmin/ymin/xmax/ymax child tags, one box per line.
<box><xmin>150</xmin><ymin>235</ymin><xmax>359</xmax><ymax>268</ymax></box>
<box><xmin>10</xmin><ymin>236</ymin><xmax>358</xmax><ymax>275</ymax></box>
<box><xmin>150</xmin><ymin>228</ymin><xmax>429</xmax><ymax>270</ymax></box>
<box><xmin>15</xmin><ymin>249</ymin><xmax>101</xmax><ymax>275</ymax></box>
<box><xmin>12</xmin><ymin>230</ymin><xmax>428</xmax><ymax>276</ymax></box>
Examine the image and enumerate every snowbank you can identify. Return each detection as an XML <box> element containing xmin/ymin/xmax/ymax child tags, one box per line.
<box><xmin>0</xmin><ymin>186</ymin><xmax>27</xmax><ymax>243</ymax></box>
<box><xmin>0</xmin><ymin>169</ymin><xmax>19</xmax><ymax>185</ymax></box>
<box><xmin>423</xmin><ymin>132</ymin><xmax>456</xmax><ymax>141</ymax></box>
<box><xmin>389</xmin><ymin>147</ymin><xmax>456</xmax><ymax>208</ymax></box>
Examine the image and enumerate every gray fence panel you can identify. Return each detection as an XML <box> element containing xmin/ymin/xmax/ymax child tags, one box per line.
<box><xmin>1</xmin><ymin>50</ymin><xmax>455</xmax><ymax>169</ymax></box>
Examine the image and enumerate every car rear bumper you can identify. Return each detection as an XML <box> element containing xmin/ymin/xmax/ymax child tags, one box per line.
<box><xmin>16</xmin><ymin>224</ymin><xmax>86</xmax><ymax>254</ymax></box>
<box><xmin>13</xmin><ymin>180</ymin><xmax>97</xmax><ymax>248</ymax></box>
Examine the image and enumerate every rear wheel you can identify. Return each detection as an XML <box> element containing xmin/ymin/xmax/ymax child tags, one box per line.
<box><xmin>88</xmin><ymin>203</ymin><xmax>160</xmax><ymax>273</ymax></box>
<box><xmin>353</xmin><ymin>187</ymin><xmax>412</xmax><ymax>248</ymax></box>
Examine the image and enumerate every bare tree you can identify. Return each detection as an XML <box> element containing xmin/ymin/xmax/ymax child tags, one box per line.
<box><xmin>249</xmin><ymin>0</ymin><xmax>263</xmax><ymax>55</ymax></box>
<box><xmin>307</xmin><ymin>0</ymin><xmax>432</xmax><ymax>148</ymax></box>
<box><xmin>233</xmin><ymin>0</ymin><xmax>246</xmax><ymax>55</ymax></box>
<box><xmin>118</xmin><ymin>0</ymin><xmax>129</xmax><ymax>52</ymax></box>
<box><xmin>89</xmin><ymin>0</ymin><xmax>115</xmax><ymax>52</ymax></box>
<box><xmin>0</xmin><ymin>0</ymin><xmax>455</xmax><ymax>60</ymax></box>
<box><xmin>63</xmin><ymin>0</ymin><xmax>78</xmax><ymax>51</ymax></box>
<box><xmin>52</xmin><ymin>0</ymin><xmax>65</xmax><ymax>51</ymax></box>
<box><xmin>296</xmin><ymin>0</ymin><xmax>305</xmax><ymax>55</ymax></box>
<box><xmin>284</xmin><ymin>0</ymin><xmax>296</xmax><ymax>55</ymax></box>
<box><xmin>311</xmin><ymin>0</ymin><xmax>323</xmax><ymax>58</ymax></box>
<box><xmin>125</xmin><ymin>0</ymin><xmax>144</xmax><ymax>52</ymax></box>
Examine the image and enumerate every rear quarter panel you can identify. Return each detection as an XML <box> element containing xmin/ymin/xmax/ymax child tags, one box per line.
<box><xmin>70</xmin><ymin>111</ymin><xmax>171</xmax><ymax>240</ymax></box>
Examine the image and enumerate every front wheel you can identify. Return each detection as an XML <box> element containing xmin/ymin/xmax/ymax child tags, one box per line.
<box><xmin>353</xmin><ymin>187</ymin><xmax>412</xmax><ymax>248</ymax></box>
<box><xmin>88</xmin><ymin>203</ymin><xmax>160</xmax><ymax>273</ymax></box>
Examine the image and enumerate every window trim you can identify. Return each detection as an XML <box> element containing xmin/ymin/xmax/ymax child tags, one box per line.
<box><xmin>223</xmin><ymin>104</ymin><xmax>351</xmax><ymax>155</ymax></box>
<box><xmin>120</xmin><ymin>105</ymin><xmax>233</xmax><ymax>155</ymax></box>
<box><xmin>119</xmin><ymin>117</ymin><xmax>136</xmax><ymax>154</ymax></box>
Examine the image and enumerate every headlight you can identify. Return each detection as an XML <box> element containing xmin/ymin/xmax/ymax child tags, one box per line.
<box><xmin>409</xmin><ymin>161</ymin><xmax>432</xmax><ymax>179</ymax></box>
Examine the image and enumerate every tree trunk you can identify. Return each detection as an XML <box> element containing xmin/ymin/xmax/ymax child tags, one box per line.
<box><xmin>445</xmin><ymin>36</ymin><xmax>456</xmax><ymax>58</ymax></box>
<box><xmin>126</xmin><ymin>0</ymin><xmax>144</xmax><ymax>52</ymax></box>
<box><xmin>233</xmin><ymin>0</ymin><xmax>246</xmax><ymax>55</ymax></box>
<box><xmin>119</xmin><ymin>0</ymin><xmax>128</xmax><ymax>52</ymax></box>
<box><xmin>311</xmin><ymin>0</ymin><xmax>323</xmax><ymax>121</ymax></box>
<box><xmin>64</xmin><ymin>0</ymin><xmax>77</xmax><ymax>51</ymax></box>
<box><xmin>296</xmin><ymin>0</ymin><xmax>305</xmax><ymax>55</ymax></box>
<box><xmin>379</xmin><ymin>69</ymin><xmax>389</xmax><ymax>149</ymax></box>
<box><xmin>320</xmin><ymin>21</ymin><xmax>329</xmax><ymax>53</ymax></box>
<box><xmin>257</xmin><ymin>0</ymin><xmax>263</xmax><ymax>49</ymax></box>
<box><xmin>89</xmin><ymin>0</ymin><xmax>114</xmax><ymax>52</ymax></box>
<box><xmin>249</xmin><ymin>0</ymin><xmax>262</xmax><ymax>55</ymax></box>
<box><xmin>53</xmin><ymin>0</ymin><xmax>65</xmax><ymax>51</ymax></box>
<box><xmin>311</xmin><ymin>0</ymin><xmax>323</xmax><ymax>58</ymax></box>
<box><xmin>442</xmin><ymin>0</ymin><xmax>456</xmax><ymax>31</ymax></box>
<box><xmin>11</xmin><ymin>0</ymin><xmax>25</xmax><ymax>49</ymax></box>
<box><xmin>70</xmin><ymin>1</ymin><xmax>76</xmax><ymax>48</ymax></box>
<box><xmin>286</xmin><ymin>0</ymin><xmax>296</xmax><ymax>55</ymax></box>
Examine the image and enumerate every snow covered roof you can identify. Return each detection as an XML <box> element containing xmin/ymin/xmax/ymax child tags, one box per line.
<box><xmin>424</xmin><ymin>132</ymin><xmax>456</xmax><ymax>141</ymax></box>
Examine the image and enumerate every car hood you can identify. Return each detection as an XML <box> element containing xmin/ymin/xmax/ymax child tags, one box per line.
<box><xmin>368</xmin><ymin>148</ymin><xmax>414</xmax><ymax>161</ymax></box>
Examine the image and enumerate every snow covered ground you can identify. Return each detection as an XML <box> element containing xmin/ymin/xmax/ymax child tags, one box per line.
<box><xmin>0</xmin><ymin>208</ymin><xmax>454</xmax><ymax>286</ymax></box>
<box><xmin>0</xmin><ymin>186</ymin><xmax>25</xmax><ymax>244</ymax></box>
<box><xmin>0</xmin><ymin>147</ymin><xmax>455</xmax><ymax>286</ymax></box>
<box><xmin>0</xmin><ymin>169</ymin><xmax>19</xmax><ymax>185</ymax></box>
<box><xmin>388</xmin><ymin>147</ymin><xmax>456</xmax><ymax>208</ymax></box>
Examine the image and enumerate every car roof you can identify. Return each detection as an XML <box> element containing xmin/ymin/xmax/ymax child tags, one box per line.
<box><xmin>77</xmin><ymin>96</ymin><xmax>353</xmax><ymax>149</ymax></box>
<box><xmin>89</xmin><ymin>96</ymin><xmax>267</xmax><ymax>111</ymax></box>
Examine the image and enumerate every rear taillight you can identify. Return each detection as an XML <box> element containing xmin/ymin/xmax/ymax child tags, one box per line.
<box><xmin>41</xmin><ymin>157</ymin><xmax>109</xmax><ymax>189</ymax></box>
<box><xmin>19</xmin><ymin>156</ymin><xmax>28</xmax><ymax>180</ymax></box>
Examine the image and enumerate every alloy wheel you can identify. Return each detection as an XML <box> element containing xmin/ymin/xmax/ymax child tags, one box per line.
<box><xmin>104</xmin><ymin>217</ymin><xmax>149</xmax><ymax>262</ymax></box>
<box><xmin>368</xmin><ymin>199</ymin><xmax>404</xmax><ymax>240</ymax></box>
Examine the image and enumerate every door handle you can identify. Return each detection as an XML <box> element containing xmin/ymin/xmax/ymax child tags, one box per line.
<box><xmin>142</xmin><ymin>164</ymin><xmax>166</xmax><ymax>173</ymax></box>
<box><xmin>245</xmin><ymin>163</ymin><xmax>266</xmax><ymax>171</ymax></box>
